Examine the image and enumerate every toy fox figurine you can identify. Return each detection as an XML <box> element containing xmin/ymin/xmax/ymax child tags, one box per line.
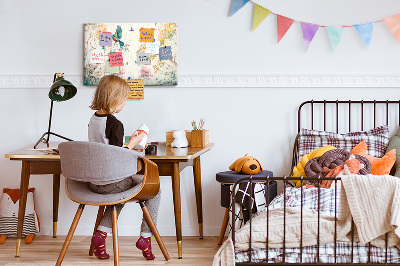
<box><xmin>0</xmin><ymin>188</ymin><xmax>39</xmax><ymax>244</ymax></box>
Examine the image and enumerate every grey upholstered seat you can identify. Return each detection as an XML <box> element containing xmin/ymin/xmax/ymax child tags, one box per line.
<box><xmin>60</xmin><ymin>141</ymin><xmax>143</xmax><ymax>205</ymax></box>
<box><xmin>65</xmin><ymin>176</ymin><xmax>142</xmax><ymax>204</ymax></box>
<box><xmin>56</xmin><ymin>141</ymin><xmax>170</xmax><ymax>265</ymax></box>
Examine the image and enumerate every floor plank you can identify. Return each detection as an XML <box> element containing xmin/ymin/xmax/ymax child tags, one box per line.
<box><xmin>0</xmin><ymin>236</ymin><xmax>222</xmax><ymax>265</ymax></box>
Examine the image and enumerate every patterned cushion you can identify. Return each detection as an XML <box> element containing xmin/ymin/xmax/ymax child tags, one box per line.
<box><xmin>296</xmin><ymin>125</ymin><xmax>390</xmax><ymax>164</ymax></box>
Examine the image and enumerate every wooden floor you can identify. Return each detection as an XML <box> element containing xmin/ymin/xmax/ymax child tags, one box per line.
<box><xmin>0</xmin><ymin>236</ymin><xmax>223</xmax><ymax>265</ymax></box>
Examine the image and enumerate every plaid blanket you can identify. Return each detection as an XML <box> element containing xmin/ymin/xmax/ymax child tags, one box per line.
<box><xmin>236</xmin><ymin>242</ymin><xmax>400</xmax><ymax>263</ymax></box>
<box><xmin>235</xmin><ymin>186</ymin><xmax>400</xmax><ymax>263</ymax></box>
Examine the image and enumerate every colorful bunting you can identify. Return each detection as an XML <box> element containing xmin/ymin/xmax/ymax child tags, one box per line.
<box><xmin>253</xmin><ymin>4</ymin><xmax>271</xmax><ymax>31</ymax></box>
<box><xmin>301</xmin><ymin>22</ymin><xmax>319</xmax><ymax>52</ymax></box>
<box><xmin>354</xmin><ymin>22</ymin><xmax>374</xmax><ymax>49</ymax></box>
<box><xmin>230</xmin><ymin>0</ymin><xmax>250</xmax><ymax>17</ymax></box>
<box><xmin>383</xmin><ymin>14</ymin><xmax>400</xmax><ymax>44</ymax></box>
<box><xmin>277</xmin><ymin>15</ymin><xmax>295</xmax><ymax>43</ymax></box>
<box><xmin>326</xmin><ymin>26</ymin><xmax>345</xmax><ymax>52</ymax></box>
<box><xmin>229</xmin><ymin>0</ymin><xmax>400</xmax><ymax>52</ymax></box>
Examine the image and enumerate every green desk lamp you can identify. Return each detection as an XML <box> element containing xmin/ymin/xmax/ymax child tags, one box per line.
<box><xmin>34</xmin><ymin>73</ymin><xmax>77</xmax><ymax>149</ymax></box>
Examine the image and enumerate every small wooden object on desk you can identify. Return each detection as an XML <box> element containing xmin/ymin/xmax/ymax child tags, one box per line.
<box><xmin>191</xmin><ymin>130</ymin><xmax>209</xmax><ymax>148</ymax></box>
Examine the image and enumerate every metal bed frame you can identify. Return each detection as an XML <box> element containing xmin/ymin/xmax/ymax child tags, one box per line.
<box><xmin>232</xmin><ymin>100</ymin><xmax>400</xmax><ymax>265</ymax></box>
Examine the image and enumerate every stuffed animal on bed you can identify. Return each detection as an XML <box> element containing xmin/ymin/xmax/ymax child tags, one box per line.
<box><xmin>320</xmin><ymin>154</ymin><xmax>364</xmax><ymax>188</ymax></box>
<box><xmin>351</xmin><ymin>140</ymin><xmax>396</xmax><ymax>175</ymax></box>
<box><xmin>230</xmin><ymin>154</ymin><xmax>263</xmax><ymax>175</ymax></box>
<box><xmin>0</xmin><ymin>188</ymin><xmax>39</xmax><ymax>244</ymax></box>
<box><xmin>292</xmin><ymin>145</ymin><xmax>336</xmax><ymax>187</ymax></box>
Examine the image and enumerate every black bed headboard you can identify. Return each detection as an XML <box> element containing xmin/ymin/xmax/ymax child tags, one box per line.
<box><xmin>292</xmin><ymin>100</ymin><xmax>400</xmax><ymax>169</ymax></box>
<box><xmin>298</xmin><ymin>100</ymin><xmax>400</xmax><ymax>133</ymax></box>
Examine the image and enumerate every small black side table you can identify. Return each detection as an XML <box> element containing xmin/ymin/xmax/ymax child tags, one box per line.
<box><xmin>216</xmin><ymin>170</ymin><xmax>276</xmax><ymax>245</ymax></box>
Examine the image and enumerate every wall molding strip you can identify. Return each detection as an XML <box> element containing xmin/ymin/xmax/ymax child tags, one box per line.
<box><xmin>0</xmin><ymin>75</ymin><xmax>399</xmax><ymax>88</ymax></box>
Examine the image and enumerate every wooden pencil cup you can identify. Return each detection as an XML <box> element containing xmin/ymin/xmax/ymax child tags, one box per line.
<box><xmin>191</xmin><ymin>130</ymin><xmax>209</xmax><ymax>148</ymax></box>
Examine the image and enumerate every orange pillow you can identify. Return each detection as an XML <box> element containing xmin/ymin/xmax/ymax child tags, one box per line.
<box><xmin>351</xmin><ymin>140</ymin><xmax>396</xmax><ymax>175</ymax></box>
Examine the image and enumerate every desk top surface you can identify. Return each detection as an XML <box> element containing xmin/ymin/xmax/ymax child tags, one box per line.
<box><xmin>5</xmin><ymin>142</ymin><xmax>214</xmax><ymax>161</ymax></box>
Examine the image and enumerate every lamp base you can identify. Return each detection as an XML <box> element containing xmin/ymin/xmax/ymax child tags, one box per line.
<box><xmin>33</xmin><ymin>132</ymin><xmax>73</xmax><ymax>149</ymax></box>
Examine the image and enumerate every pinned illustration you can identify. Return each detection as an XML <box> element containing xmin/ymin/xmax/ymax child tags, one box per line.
<box><xmin>109</xmin><ymin>52</ymin><xmax>124</xmax><ymax>67</ymax></box>
<box><xmin>105</xmin><ymin>61</ymin><xmax>119</xmax><ymax>73</ymax></box>
<box><xmin>140</xmin><ymin>28</ymin><xmax>155</xmax><ymax>42</ymax></box>
<box><xmin>145</xmin><ymin>41</ymin><xmax>160</xmax><ymax>54</ymax></box>
<box><xmin>99</xmin><ymin>32</ymin><xmax>112</xmax><ymax>46</ymax></box>
<box><xmin>90</xmin><ymin>49</ymin><xmax>105</xmax><ymax>63</ymax></box>
<box><xmin>159</xmin><ymin>46</ymin><xmax>173</xmax><ymax>60</ymax></box>
<box><xmin>137</xmin><ymin>52</ymin><xmax>151</xmax><ymax>65</ymax></box>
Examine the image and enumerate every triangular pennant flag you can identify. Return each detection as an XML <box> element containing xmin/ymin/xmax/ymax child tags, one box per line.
<box><xmin>326</xmin><ymin>25</ymin><xmax>345</xmax><ymax>52</ymax></box>
<box><xmin>383</xmin><ymin>14</ymin><xmax>400</xmax><ymax>44</ymax></box>
<box><xmin>277</xmin><ymin>15</ymin><xmax>295</xmax><ymax>43</ymax></box>
<box><xmin>252</xmin><ymin>4</ymin><xmax>271</xmax><ymax>31</ymax></box>
<box><xmin>354</xmin><ymin>22</ymin><xmax>374</xmax><ymax>49</ymax></box>
<box><xmin>301</xmin><ymin>22</ymin><xmax>319</xmax><ymax>52</ymax></box>
<box><xmin>230</xmin><ymin>0</ymin><xmax>250</xmax><ymax>17</ymax></box>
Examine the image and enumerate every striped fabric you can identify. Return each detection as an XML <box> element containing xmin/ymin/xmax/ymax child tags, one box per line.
<box><xmin>235</xmin><ymin>186</ymin><xmax>400</xmax><ymax>264</ymax></box>
<box><xmin>236</xmin><ymin>242</ymin><xmax>400</xmax><ymax>263</ymax></box>
<box><xmin>268</xmin><ymin>186</ymin><xmax>341</xmax><ymax>217</ymax></box>
<box><xmin>0</xmin><ymin>213</ymin><xmax>37</xmax><ymax>237</ymax></box>
<box><xmin>296</xmin><ymin>125</ymin><xmax>390</xmax><ymax>164</ymax></box>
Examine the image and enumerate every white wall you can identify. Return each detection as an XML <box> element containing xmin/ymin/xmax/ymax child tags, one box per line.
<box><xmin>1</xmin><ymin>0</ymin><xmax>400</xmax><ymax>236</ymax></box>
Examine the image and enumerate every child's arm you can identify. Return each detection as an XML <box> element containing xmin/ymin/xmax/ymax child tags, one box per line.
<box><xmin>126</xmin><ymin>131</ymin><xmax>145</xmax><ymax>151</ymax></box>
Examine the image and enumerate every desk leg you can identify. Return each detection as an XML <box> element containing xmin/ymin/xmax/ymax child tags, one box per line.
<box><xmin>171</xmin><ymin>162</ymin><xmax>182</xmax><ymax>259</ymax></box>
<box><xmin>53</xmin><ymin>174</ymin><xmax>60</xmax><ymax>238</ymax></box>
<box><xmin>16</xmin><ymin>161</ymin><xmax>31</xmax><ymax>257</ymax></box>
<box><xmin>193</xmin><ymin>157</ymin><xmax>203</xmax><ymax>239</ymax></box>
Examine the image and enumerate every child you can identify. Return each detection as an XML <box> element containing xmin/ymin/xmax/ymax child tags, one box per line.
<box><xmin>88</xmin><ymin>75</ymin><xmax>161</xmax><ymax>260</ymax></box>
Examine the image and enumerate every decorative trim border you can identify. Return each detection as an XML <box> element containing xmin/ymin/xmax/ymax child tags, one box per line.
<box><xmin>1</xmin><ymin>75</ymin><xmax>399</xmax><ymax>88</ymax></box>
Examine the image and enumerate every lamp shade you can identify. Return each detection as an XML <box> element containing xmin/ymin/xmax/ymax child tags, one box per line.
<box><xmin>48</xmin><ymin>76</ymin><xmax>77</xmax><ymax>102</ymax></box>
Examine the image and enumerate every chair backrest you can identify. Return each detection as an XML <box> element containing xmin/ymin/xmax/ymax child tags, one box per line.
<box><xmin>59</xmin><ymin>141</ymin><xmax>142</xmax><ymax>183</ymax></box>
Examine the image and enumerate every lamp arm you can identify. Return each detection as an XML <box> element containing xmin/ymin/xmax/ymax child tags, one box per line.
<box><xmin>46</xmin><ymin>100</ymin><xmax>54</xmax><ymax>143</ymax></box>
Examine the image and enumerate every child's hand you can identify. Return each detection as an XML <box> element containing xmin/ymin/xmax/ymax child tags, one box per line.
<box><xmin>126</xmin><ymin>131</ymin><xmax>145</xmax><ymax>150</ymax></box>
<box><xmin>133</xmin><ymin>143</ymin><xmax>148</xmax><ymax>152</ymax></box>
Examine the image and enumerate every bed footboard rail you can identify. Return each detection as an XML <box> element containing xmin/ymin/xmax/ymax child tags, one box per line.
<box><xmin>231</xmin><ymin>175</ymin><xmax>393</xmax><ymax>265</ymax></box>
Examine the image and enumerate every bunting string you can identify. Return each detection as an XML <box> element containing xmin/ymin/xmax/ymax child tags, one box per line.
<box><xmin>249</xmin><ymin>0</ymin><xmax>385</xmax><ymax>28</ymax></box>
<box><xmin>230</xmin><ymin>0</ymin><xmax>400</xmax><ymax>52</ymax></box>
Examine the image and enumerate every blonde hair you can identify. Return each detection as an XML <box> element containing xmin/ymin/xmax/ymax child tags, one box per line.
<box><xmin>90</xmin><ymin>75</ymin><xmax>130</xmax><ymax>114</ymax></box>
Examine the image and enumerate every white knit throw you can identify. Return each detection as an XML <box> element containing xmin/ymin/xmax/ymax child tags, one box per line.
<box><xmin>213</xmin><ymin>174</ymin><xmax>400</xmax><ymax>265</ymax></box>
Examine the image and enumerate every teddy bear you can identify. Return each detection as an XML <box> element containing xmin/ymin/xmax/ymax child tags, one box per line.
<box><xmin>0</xmin><ymin>188</ymin><xmax>39</xmax><ymax>244</ymax></box>
<box><xmin>171</xmin><ymin>130</ymin><xmax>188</xmax><ymax>148</ymax></box>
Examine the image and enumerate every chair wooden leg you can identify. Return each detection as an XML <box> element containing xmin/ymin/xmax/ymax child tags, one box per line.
<box><xmin>111</xmin><ymin>205</ymin><xmax>119</xmax><ymax>266</ymax></box>
<box><xmin>139</xmin><ymin>201</ymin><xmax>170</xmax><ymax>261</ymax></box>
<box><xmin>89</xmin><ymin>206</ymin><xmax>105</xmax><ymax>256</ymax></box>
<box><xmin>218</xmin><ymin>208</ymin><xmax>230</xmax><ymax>245</ymax></box>
<box><xmin>56</xmin><ymin>204</ymin><xmax>85</xmax><ymax>266</ymax></box>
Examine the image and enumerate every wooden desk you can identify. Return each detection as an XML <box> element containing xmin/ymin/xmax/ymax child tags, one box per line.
<box><xmin>5</xmin><ymin>142</ymin><xmax>213</xmax><ymax>259</ymax></box>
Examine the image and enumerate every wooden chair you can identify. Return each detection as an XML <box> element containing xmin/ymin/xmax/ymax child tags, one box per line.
<box><xmin>56</xmin><ymin>141</ymin><xmax>170</xmax><ymax>266</ymax></box>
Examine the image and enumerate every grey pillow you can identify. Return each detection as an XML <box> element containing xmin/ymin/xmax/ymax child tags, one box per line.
<box><xmin>386</xmin><ymin>127</ymin><xmax>400</xmax><ymax>177</ymax></box>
